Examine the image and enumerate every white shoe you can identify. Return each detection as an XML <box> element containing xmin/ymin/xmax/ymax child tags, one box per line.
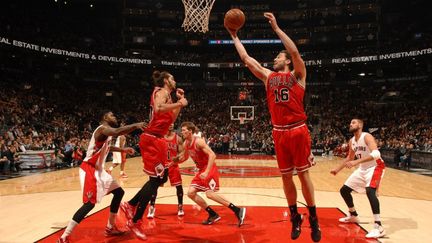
<box><xmin>177</xmin><ymin>205</ymin><xmax>184</xmax><ymax>216</ymax></box>
<box><xmin>147</xmin><ymin>206</ymin><xmax>155</xmax><ymax>219</ymax></box>
<box><xmin>339</xmin><ymin>215</ymin><xmax>359</xmax><ymax>223</ymax></box>
<box><xmin>366</xmin><ymin>223</ymin><xmax>385</xmax><ymax>238</ymax></box>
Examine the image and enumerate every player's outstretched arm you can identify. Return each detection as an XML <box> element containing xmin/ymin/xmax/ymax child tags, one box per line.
<box><xmin>110</xmin><ymin>146</ymin><xmax>135</xmax><ymax>155</ymax></box>
<box><xmin>99</xmin><ymin>122</ymin><xmax>146</xmax><ymax>139</ymax></box>
<box><xmin>173</xmin><ymin>140</ymin><xmax>189</xmax><ymax>164</ymax></box>
<box><xmin>225</xmin><ymin>27</ymin><xmax>271</xmax><ymax>86</ymax></box>
<box><xmin>331</xmin><ymin>140</ymin><xmax>355</xmax><ymax>175</ymax></box>
<box><xmin>264</xmin><ymin>12</ymin><xmax>306</xmax><ymax>83</ymax></box>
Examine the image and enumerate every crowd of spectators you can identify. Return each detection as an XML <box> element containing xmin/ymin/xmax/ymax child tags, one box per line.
<box><xmin>1</xmin><ymin>75</ymin><xmax>431</xmax><ymax>174</ymax></box>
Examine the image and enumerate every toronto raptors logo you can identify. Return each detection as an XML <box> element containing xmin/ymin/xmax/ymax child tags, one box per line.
<box><xmin>86</xmin><ymin>191</ymin><xmax>93</xmax><ymax>199</ymax></box>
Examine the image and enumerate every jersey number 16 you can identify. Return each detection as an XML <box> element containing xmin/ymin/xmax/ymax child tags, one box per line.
<box><xmin>274</xmin><ymin>88</ymin><xmax>289</xmax><ymax>103</ymax></box>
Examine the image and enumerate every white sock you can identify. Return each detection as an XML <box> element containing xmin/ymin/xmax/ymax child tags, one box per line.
<box><xmin>108</xmin><ymin>166</ymin><xmax>114</xmax><ymax>171</ymax></box>
<box><xmin>107</xmin><ymin>212</ymin><xmax>116</xmax><ymax>228</ymax></box>
<box><xmin>373</xmin><ymin>214</ymin><xmax>381</xmax><ymax>222</ymax></box>
<box><xmin>61</xmin><ymin>220</ymin><xmax>78</xmax><ymax>239</ymax></box>
<box><xmin>120</xmin><ymin>171</ymin><xmax>124</xmax><ymax>175</ymax></box>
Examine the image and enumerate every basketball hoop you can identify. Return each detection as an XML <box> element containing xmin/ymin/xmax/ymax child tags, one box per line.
<box><xmin>181</xmin><ymin>0</ymin><xmax>216</xmax><ymax>33</ymax></box>
<box><xmin>239</xmin><ymin>117</ymin><xmax>245</xmax><ymax>125</ymax></box>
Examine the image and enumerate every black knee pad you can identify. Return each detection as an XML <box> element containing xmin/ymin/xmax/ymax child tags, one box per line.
<box><xmin>340</xmin><ymin>185</ymin><xmax>355</xmax><ymax>208</ymax></box>
<box><xmin>110</xmin><ymin>187</ymin><xmax>124</xmax><ymax>213</ymax></box>
<box><xmin>366</xmin><ymin>187</ymin><xmax>380</xmax><ymax>214</ymax></box>
<box><xmin>73</xmin><ymin>202</ymin><xmax>95</xmax><ymax>223</ymax></box>
<box><xmin>112</xmin><ymin>187</ymin><xmax>125</xmax><ymax>198</ymax></box>
<box><xmin>340</xmin><ymin>185</ymin><xmax>353</xmax><ymax>197</ymax></box>
<box><xmin>149</xmin><ymin>176</ymin><xmax>164</xmax><ymax>189</ymax></box>
<box><xmin>176</xmin><ymin>185</ymin><xmax>184</xmax><ymax>196</ymax></box>
<box><xmin>161</xmin><ymin>168</ymin><xmax>169</xmax><ymax>184</ymax></box>
<box><xmin>366</xmin><ymin>187</ymin><xmax>377</xmax><ymax>198</ymax></box>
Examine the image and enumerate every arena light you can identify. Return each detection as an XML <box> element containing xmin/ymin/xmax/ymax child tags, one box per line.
<box><xmin>358</xmin><ymin>73</ymin><xmax>365</xmax><ymax>76</ymax></box>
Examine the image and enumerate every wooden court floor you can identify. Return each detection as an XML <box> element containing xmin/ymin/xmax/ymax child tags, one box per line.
<box><xmin>0</xmin><ymin>156</ymin><xmax>431</xmax><ymax>243</ymax></box>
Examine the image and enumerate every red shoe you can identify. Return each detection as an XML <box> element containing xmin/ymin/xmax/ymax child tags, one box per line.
<box><xmin>56</xmin><ymin>236</ymin><xmax>70</xmax><ymax>243</ymax></box>
<box><xmin>105</xmin><ymin>225</ymin><xmax>127</xmax><ymax>237</ymax></box>
<box><xmin>126</xmin><ymin>219</ymin><xmax>147</xmax><ymax>240</ymax></box>
<box><xmin>120</xmin><ymin>201</ymin><xmax>136</xmax><ymax>220</ymax></box>
<box><xmin>120</xmin><ymin>173</ymin><xmax>128</xmax><ymax>178</ymax></box>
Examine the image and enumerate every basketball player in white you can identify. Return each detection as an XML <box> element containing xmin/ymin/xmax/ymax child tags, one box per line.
<box><xmin>108</xmin><ymin>123</ymin><xmax>128</xmax><ymax>178</ymax></box>
<box><xmin>330</xmin><ymin>118</ymin><xmax>386</xmax><ymax>239</ymax></box>
<box><xmin>57</xmin><ymin>111</ymin><xmax>145</xmax><ymax>243</ymax></box>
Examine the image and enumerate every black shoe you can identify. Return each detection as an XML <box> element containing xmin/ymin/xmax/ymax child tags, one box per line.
<box><xmin>202</xmin><ymin>214</ymin><xmax>221</xmax><ymax>225</ymax></box>
<box><xmin>235</xmin><ymin>207</ymin><xmax>246</xmax><ymax>227</ymax></box>
<box><xmin>309</xmin><ymin>216</ymin><xmax>321</xmax><ymax>242</ymax></box>
<box><xmin>291</xmin><ymin>214</ymin><xmax>303</xmax><ymax>240</ymax></box>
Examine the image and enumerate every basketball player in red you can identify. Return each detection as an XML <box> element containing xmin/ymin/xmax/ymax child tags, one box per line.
<box><xmin>331</xmin><ymin>119</ymin><xmax>386</xmax><ymax>239</ymax></box>
<box><xmin>175</xmin><ymin>122</ymin><xmax>246</xmax><ymax>226</ymax></box>
<box><xmin>226</xmin><ymin>12</ymin><xmax>321</xmax><ymax>241</ymax></box>
<box><xmin>120</xmin><ymin>71</ymin><xmax>187</xmax><ymax>240</ymax></box>
<box><xmin>57</xmin><ymin>111</ymin><xmax>145</xmax><ymax>243</ymax></box>
<box><xmin>147</xmin><ymin>123</ymin><xmax>185</xmax><ymax>218</ymax></box>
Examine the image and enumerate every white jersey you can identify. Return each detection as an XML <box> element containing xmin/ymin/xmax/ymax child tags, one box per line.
<box><xmin>351</xmin><ymin>132</ymin><xmax>378</xmax><ymax>170</ymax></box>
<box><xmin>80</xmin><ymin>125</ymin><xmax>119</xmax><ymax>203</ymax></box>
<box><xmin>112</xmin><ymin>136</ymin><xmax>123</xmax><ymax>164</ymax></box>
<box><xmin>83</xmin><ymin>125</ymin><xmax>112</xmax><ymax>169</ymax></box>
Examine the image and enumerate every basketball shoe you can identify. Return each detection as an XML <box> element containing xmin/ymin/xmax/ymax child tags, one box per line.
<box><xmin>177</xmin><ymin>204</ymin><xmax>185</xmax><ymax>216</ymax></box>
<box><xmin>105</xmin><ymin>225</ymin><xmax>127</xmax><ymax>237</ymax></box>
<box><xmin>120</xmin><ymin>201</ymin><xmax>135</xmax><ymax>220</ymax></box>
<box><xmin>366</xmin><ymin>223</ymin><xmax>386</xmax><ymax>238</ymax></box>
<box><xmin>235</xmin><ymin>207</ymin><xmax>246</xmax><ymax>227</ymax></box>
<box><xmin>126</xmin><ymin>219</ymin><xmax>147</xmax><ymax>240</ymax></box>
<box><xmin>291</xmin><ymin>213</ymin><xmax>303</xmax><ymax>240</ymax></box>
<box><xmin>56</xmin><ymin>236</ymin><xmax>70</xmax><ymax>243</ymax></box>
<box><xmin>339</xmin><ymin>215</ymin><xmax>359</xmax><ymax>223</ymax></box>
<box><xmin>309</xmin><ymin>216</ymin><xmax>321</xmax><ymax>242</ymax></box>
<box><xmin>147</xmin><ymin>205</ymin><xmax>156</xmax><ymax>219</ymax></box>
<box><xmin>202</xmin><ymin>214</ymin><xmax>221</xmax><ymax>225</ymax></box>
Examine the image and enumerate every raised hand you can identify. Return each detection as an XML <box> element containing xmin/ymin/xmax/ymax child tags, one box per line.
<box><xmin>178</xmin><ymin>97</ymin><xmax>188</xmax><ymax>107</ymax></box>
<box><xmin>176</xmin><ymin>88</ymin><xmax>185</xmax><ymax>99</ymax></box>
<box><xmin>264</xmin><ymin>12</ymin><xmax>279</xmax><ymax>30</ymax></box>
<box><xmin>224</xmin><ymin>25</ymin><xmax>238</xmax><ymax>38</ymax></box>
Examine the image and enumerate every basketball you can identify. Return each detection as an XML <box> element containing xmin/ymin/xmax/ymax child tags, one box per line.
<box><xmin>224</xmin><ymin>8</ymin><xmax>245</xmax><ymax>31</ymax></box>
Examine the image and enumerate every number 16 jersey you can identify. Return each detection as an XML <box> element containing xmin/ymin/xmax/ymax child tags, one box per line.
<box><xmin>266</xmin><ymin>72</ymin><xmax>307</xmax><ymax>126</ymax></box>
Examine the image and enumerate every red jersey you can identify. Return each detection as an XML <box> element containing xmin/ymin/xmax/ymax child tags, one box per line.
<box><xmin>185</xmin><ymin>137</ymin><xmax>209</xmax><ymax>171</ymax></box>
<box><xmin>145</xmin><ymin>87</ymin><xmax>175</xmax><ymax>137</ymax></box>
<box><xmin>266</xmin><ymin>72</ymin><xmax>307</xmax><ymax>126</ymax></box>
<box><xmin>165</xmin><ymin>133</ymin><xmax>178</xmax><ymax>163</ymax></box>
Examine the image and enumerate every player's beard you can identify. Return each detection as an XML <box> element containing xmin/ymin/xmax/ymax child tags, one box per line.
<box><xmin>349</xmin><ymin>126</ymin><xmax>359</xmax><ymax>133</ymax></box>
<box><xmin>109</xmin><ymin>119</ymin><xmax>118</xmax><ymax>127</ymax></box>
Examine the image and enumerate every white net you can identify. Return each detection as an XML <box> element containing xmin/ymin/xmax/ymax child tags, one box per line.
<box><xmin>181</xmin><ymin>0</ymin><xmax>216</xmax><ymax>33</ymax></box>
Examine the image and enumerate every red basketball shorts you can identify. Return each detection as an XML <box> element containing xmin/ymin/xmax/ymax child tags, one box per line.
<box><xmin>140</xmin><ymin>133</ymin><xmax>167</xmax><ymax>177</ymax></box>
<box><xmin>190</xmin><ymin>164</ymin><xmax>219</xmax><ymax>192</ymax></box>
<box><xmin>168</xmin><ymin>164</ymin><xmax>182</xmax><ymax>186</ymax></box>
<box><xmin>272</xmin><ymin>124</ymin><xmax>313</xmax><ymax>174</ymax></box>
